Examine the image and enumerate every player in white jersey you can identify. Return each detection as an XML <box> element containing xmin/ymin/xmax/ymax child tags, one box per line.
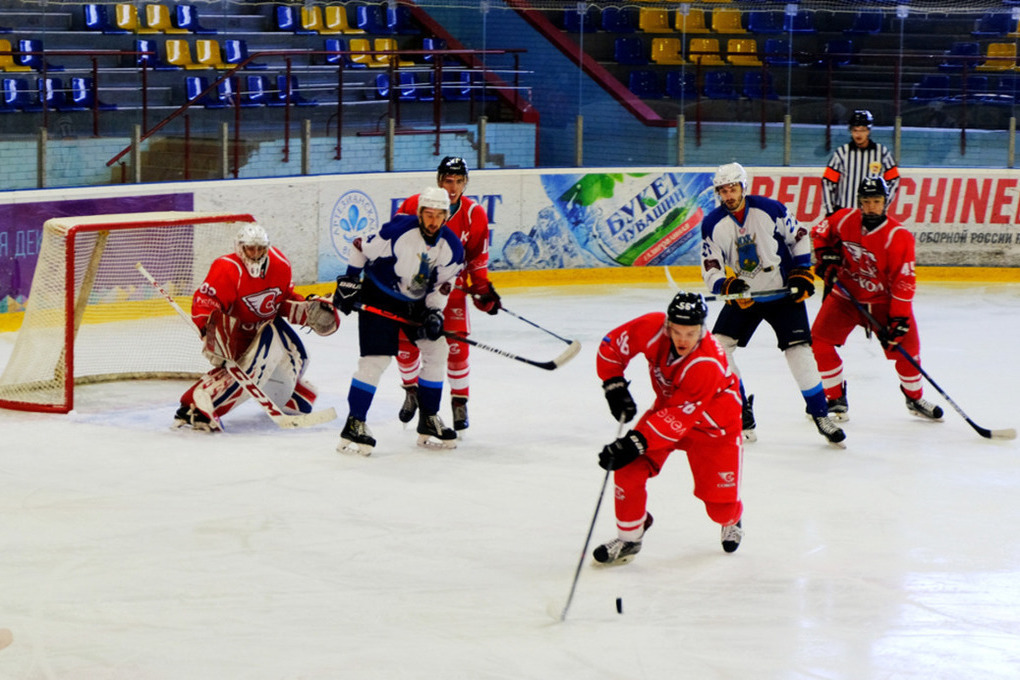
<box><xmin>822</xmin><ymin>109</ymin><xmax>901</xmax><ymax>216</ymax></box>
<box><xmin>700</xmin><ymin>163</ymin><xmax>845</xmax><ymax>447</ymax></box>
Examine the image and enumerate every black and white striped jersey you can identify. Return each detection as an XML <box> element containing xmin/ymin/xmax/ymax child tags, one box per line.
<box><xmin>822</xmin><ymin>140</ymin><xmax>900</xmax><ymax>215</ymax></box>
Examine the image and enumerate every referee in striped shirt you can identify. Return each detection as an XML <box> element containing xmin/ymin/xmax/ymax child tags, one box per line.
<box><xmin>822</xmin><ymin>109</ymin><xmax>900</xmax><ymax>216</ymax></box>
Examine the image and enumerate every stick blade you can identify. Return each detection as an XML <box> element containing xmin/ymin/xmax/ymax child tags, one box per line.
<box><xmin>553</xmin><ymin>340</ymin><xmax>582</xmax><ymax>368</ymax></box>
<box><xmin>270</xmin><ymin>407</ymin><xmax>338</xmax><ymax>429</ymax></box>
<box><xmin>989</xmin><ymin>427</ymin><xmax>1017</xmax><ymax>441</ymax></box>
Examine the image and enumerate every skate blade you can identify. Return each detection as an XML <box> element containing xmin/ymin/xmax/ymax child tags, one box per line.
<box><xmin>827</xmin><ymin>439</ymin><xmax>847</xmax><ymax>450</ymax></box>
<box><xmin>830</xmin><ymin>412</ymin><xmax>849</xmax><ymax>423</ymax></box>
<box><xmin>907</xmin><ymin>410</ymin><xmax>944</xmax><ymax>422</ymax></box>
<box><xmin>742</xmin><ymin>429</ymin><xmax>757</xmax><ymax>443</ymax></box>
<box><xmin>417</xmin><ymin>434</ymin><xmax>457</xmax><ymax>449</ymax></box>
<box><xmin>592</xmin><ymin>554</ymin><xmax>636</xmax><ymax>567</ymax></box>
<box><xmin>337</xmin><ymin>439</ymin><xmax>373</xmax><ymax>456</ymax></box>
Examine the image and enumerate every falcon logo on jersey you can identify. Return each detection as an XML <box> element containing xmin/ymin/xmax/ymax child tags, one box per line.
<box><xmin>717</xmin><ymin>471</ymin><xmax>736</xmax><ymax>488</ymax></box>
<box><xmin>736</xmin><ymin>234</ymin><xmax>760</xmax><ymax>274</ymax></box>
<box><xmin>241</xmin><ymin>288</ymin><xmax>283</xmax><ymax>319</ymax></box>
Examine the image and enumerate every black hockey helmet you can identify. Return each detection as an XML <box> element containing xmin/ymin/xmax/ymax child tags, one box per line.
<box><xmin>437</xmin><ymin>156</ymin><xmax>468</xmax><ymax>183</ymax></box>
<box><xmin>667</xmin><ymin>291</ymin><xmax>709</xmax><ymax>326</ymax></box>
<box><xmin>858</xmin><ymin>176</ymin><xmax>889</xmax><ymax>200</ymax></box>
<box><xmin>848</xmin><ymin>109</ymin><xmax>874</xmax><ymax>129</ymax></box>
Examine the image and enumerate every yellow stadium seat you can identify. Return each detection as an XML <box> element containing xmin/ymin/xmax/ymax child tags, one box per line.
<box><xmin>372</xmin><ymin>38</ymin><xmax>413</xmax><ymax>68</ymax></box>
<box><xmin>115</xmin><ymin>3</ymin><xmax>157</xmax><ymax>33</ymax></box>
<box><xmin>651</xmin><ymin>38</ymin><xmax>685</xmax><ymax>65</ymax></box>
<box><xmin>711</xmin><ymin>8</ymin><xmax>746</xmax><ymax>34</ymax></box>
<box><xmin>324</xmin><ymin>5</ymin><xmax>365</xmax><ymax>34</ymax></box>
<box><xmin>0</xmin><ymin>39</ymin><xmax>32</xmax><ymax>72</ymax></box>
<box><xmin>688</xmin><ymin>38</ymin><xmax>725</xmax><ymax>66</ymax></box>
<box><xmin>300</xmin><ymin>6</ymin><xmax>326</xmax><ymax>33</ymax></box>
<box><xmin>144</xmin><ymin>4</ymin><xmax>188</xmax><ymax>33</ymax></box>
<box><xmin>726</xmin><ymin>38</ymin><xmax>762</xmax><ymax>66</ymax></box>
<box><xmin>165</xmin><ymin>39</ymin><xmax>210</xmax><ymax>69</ymax></box>
<box><xmin>976</xmin><ymin>42</ymin><xmax>1017</xmax><ymax>71</ymax></box>
<box><xmin>675</xmin><ymin>9</ymin><xmax>709</xmax><ymax>34</ymax></box>
<box><xmin>639</xmin><ymin>8</ymin><xmax>672</xmax><ymax>33</ymax></box>
<box><xmin>195</xmin><ymin>39</ymin><xmax>231</xmax><ymax>69</ymax></box>
<box><xmin>348</xmin><ymin>38</ymin><xmax>374</xmax><ymax>67</ymax></box>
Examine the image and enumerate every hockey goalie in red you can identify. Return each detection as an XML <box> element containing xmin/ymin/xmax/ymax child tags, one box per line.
<box><xmin>592</xmin><ymin>291</ymin><xmax>745</xmax><ymax>566</ymax></box>
<box><xmin>173</xmin><ymin>223</ymin><xmax>340</xmax><ymax>431</ymax></box>
<box><xmin>810</xmin><ymin>177</ymin><xmax>944</xmax><ymax>423</ymax></box>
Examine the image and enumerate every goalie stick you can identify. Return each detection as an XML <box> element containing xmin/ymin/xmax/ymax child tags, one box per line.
<box><xmin>664</xmin><ymin>266</ymin><xmax>790</xmax><ymax>302</ymax></box>
<box><xmin>136</xmin><ymin>263</ymin><xmax>337</xmax><ymax>429</ymax></box>
<box><xmin>354</xmin><ymin>303</ymin><xmax>581</xmax><ymax>371</ymax></box>
<box><xmin>458</xmin><ymin>286</ymin><xmax>577</xmax><ymax>346</ymax></box>
<box><xmin>834</xmin><ymin>280</ymin><xmax>1016</xmax><ymax>441</ymax></box>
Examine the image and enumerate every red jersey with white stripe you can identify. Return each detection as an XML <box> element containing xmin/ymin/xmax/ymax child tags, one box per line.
<box><xmin>398</xmin><ymin>194</ymin><xmax>490</xmax><ymax>289</ymax></box>
<box><xmin>812</xmin><ymin>208</ymin><xmax>916</xmax><ymax>318</ymax></box>
<box><xmin>596</xmin><ymin>312</ymin><xmax>742</xmax><ymax>450</ymax></box>
<box><xmin>191</xmin><ymin>247</ymin><xmax>302</xmax><ymax>338</ymax></box>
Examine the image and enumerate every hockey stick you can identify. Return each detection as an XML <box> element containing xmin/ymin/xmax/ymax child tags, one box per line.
<box><xmin>664</xmin><ymin>265</ymin><xmax>789</xmax><ymax>302</ymax></box>
<box><xmin>354</xmin><ymin>303</ymin><xmax>581</xmax><ymax>371</ymax></box>
<box><xmin>136</xmin><ymin>263</ymin><xmax>337</xmax><ymax>429</ymax></box>
<box><xmin>560</xmin><ymin>417</ymin><xmax>627</xmax><ymax>622</ymax></box>
<box><xmin>458</xmin><ymin>286</ymin><xmax>577</xmax><ymax>346</ymax></box>
<box><xmin>834</xmin><ymin>280</ymin><xmax>1016</xmax><ymax>441</ymax></box>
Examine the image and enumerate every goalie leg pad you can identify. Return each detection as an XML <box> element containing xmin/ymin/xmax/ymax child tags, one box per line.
<box><xmin>239</xmin><ymin>318</ymin><xmax>310</xmax><ymax>412</ymax></box>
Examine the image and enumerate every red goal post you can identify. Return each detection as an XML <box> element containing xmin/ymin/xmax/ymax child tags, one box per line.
<box><xmin>0</xmin><ymin>211</ymin><xmax>256</xmax><ymax>413</ymax></box>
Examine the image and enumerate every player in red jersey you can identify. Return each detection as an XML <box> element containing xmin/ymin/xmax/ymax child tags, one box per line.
<box><xmin>592</xmin><ymin>291</ymin><xmax>745</xmax><ymax>565</ymax></box>
<box><xmin>174</xmin><ymin>223</ymin><xmax>339</xmax><ymax>431</ymax></box>
<box><xmin>811</xmin><ymin>178</ymin><xmax>944</xmax><ymax>422</ymax></box>
<box><xmin>393</xmin><ymin>156</ymin><xmax>500</xmax><ymax>433</ymax></box>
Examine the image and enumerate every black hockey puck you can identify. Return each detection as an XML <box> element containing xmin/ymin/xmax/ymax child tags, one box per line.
<box><xmin>616</xmin><ymin>597</ymin><xmax>623</xmax><ymax>614</ymax></box>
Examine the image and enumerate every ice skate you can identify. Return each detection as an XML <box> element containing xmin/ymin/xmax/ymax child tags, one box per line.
<box><xmin>721</xmin><ymin>520</ymin><xmax>743</xmax><ymax>553</ymax></box>
<box><xmin>902</xmin><ymin>387</ymin><xmax>944</xmax><ymax>421</ymax></box>
<box><xmin>742</xmin><ymin>394</ymin><xmax>757</xmax><ymax>443</ymax></box>
<box><xmin>827</xmin><ymin>383</ymin><xmax>849</xmax><ymax>422</ymax></box>
<box><xmin>338</xmin><ymin>416</ymin><xmax>376</xmax><ymax>456</ymax></box>
<box><xmin>417</xmin><ymin>412</ymin><xmax>457</xmax><ymax>449</ymax></box>
<box><xmin>452</xmin><ymin>397</ymin><xmax>469</xmax><ymax>432</ymax></box>
<box><xmin>172</xmin><ymin>404</ymin><xmax>220</xmax><ymax>433</ymax></box>
<box><xmin>592</xmin><ymin>513</ymin><xmax>653</xmax><ymax>565</ymax></box>
<box><xmin>398</xmin><ymin>385</ymin><xmax>418</xmax><ymax>424</ymax></box>
<box><xmin>812</xmin><ymin>414</ymin><xmax>847</xmax><ymax>448</ymax></box>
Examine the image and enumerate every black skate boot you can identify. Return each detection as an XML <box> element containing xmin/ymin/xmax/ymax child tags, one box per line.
<box><xmin>742</xmin><ymin>394</ymin><xmax>757</xmax><ymax>443</ymax></box>
<box><xmin>902</xmin><ymin>387</ymin><xmax>944</xmax><ymax>421</ymax></box>
<box><xmin>826</xmin><ymin>382</ymin><xmax>849</xmax><ymax>422</ymax></box>
<box><xmin>451</xmin><ymin>397</ymin><xmax>468</xmax><ymax>431</ymax></box>
<box><xmin>398</xmin><ymin>385</ymin><xmax>418</xmax><ymax>424</ymax></box>
<box><xmin>812</xmin><ymin>414</ymin><xmax>847</xmax><ymax>448</ymax></box>
<box><xmin>592</xmin><ymin>513</ymin><xmax>653</xmax><ymax>565</ymax></box>
<box><xmin>338</xmin><ymin>415</ymin><xmax>376</xmax><ymax>456</ymax></box>
<box><xmin>721</xmin><ymin>520</ymin><xmax>743</xmax><ymax>553</ymax></box>
<box><xmin>172</xmin><ymin>403</ymin><xmax>219</xmax><ymax>433</ymax></box>
<box><xmin>417</xmin><ymin>412</ymin><xmax>457</xmax><ymax>449</ymax></box>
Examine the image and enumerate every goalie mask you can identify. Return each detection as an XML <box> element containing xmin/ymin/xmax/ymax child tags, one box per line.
<box><xmin>236</xmin><ymin>223</ymin><xmax>270</xmax><ymax>278</ymax></box>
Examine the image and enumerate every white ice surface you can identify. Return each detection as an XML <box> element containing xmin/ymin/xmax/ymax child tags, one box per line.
<box><xmin>1</xmin><ymin>283</ymin><xmax>1018</xmax><ymax>680</ymax></box>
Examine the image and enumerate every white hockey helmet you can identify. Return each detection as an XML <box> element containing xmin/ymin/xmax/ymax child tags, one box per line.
<box><xmin>418</xmin><ymin>186</ymin><xmax>450</xmax><ymax>215</ymax></box>
<box><xmin>713</xmin><ymin>162</ymin><xmax>748</xmax><ymax>191</ymax></box>
<box><xmin>235</xmin><ymin>222</ymin><xmax>270</xmax><ymax>278</ymax></box>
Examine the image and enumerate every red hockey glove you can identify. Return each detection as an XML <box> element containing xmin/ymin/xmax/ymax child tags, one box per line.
<box><xmin>722</xmin><ymin>276</ymin><xmax>753</xmax><ymax>310</ymax></box>
<box><xmin>882</xmin><ymin>316</ymin><xmax>910</xmax><ymax>349</ymax></box>
<box><xmin>598</xmin><ymin>430</ymin><xmax>647</xmax><ymax>471</ymax></box>
<box><xmin>469</xmin><ymin>281</ymin><xmax>502</xmax><ymax>315</ymax></box>
<box><xmin>787</xmin><ymin>267</ymin><xmax>816</xmax><ymax>303</ymax></box>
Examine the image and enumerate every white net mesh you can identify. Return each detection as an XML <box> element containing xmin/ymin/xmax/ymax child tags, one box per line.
<box><xmin>0</xmin><ymin>212</ymin><xmax>254</xmax><ymax>413</ymax></box>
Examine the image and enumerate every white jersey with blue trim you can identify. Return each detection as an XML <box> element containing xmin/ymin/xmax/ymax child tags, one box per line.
<box><xmin>700</xmin><ymin>194</ymin><xmax>812</xmax><ymax>297</ymax></box>
<box><xmin>347</xmin><ymin>214</ymin><xmax>465</xmax><ymax>311</ymax></box>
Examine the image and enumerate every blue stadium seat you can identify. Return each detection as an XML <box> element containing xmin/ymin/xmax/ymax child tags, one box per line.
<box><xmin>276</xmin><ymin>5</ymin><xmax>314</xmax><ymax>34</ymax></box>
<box><xmin>602</xmin><ymin>6</ymin><xmax>637</xmax><ymax>33</ymax></box>
<box><xmin>972</xmin><ymin>13</ymin><xmax>1013</xmax><ymax>37</ymax></box>
<box><xmin>217</xmin><ymin>76</ymin><xmax>259</xmax><ymax>108</ymax></box>
<box><xmin>175</xmin><ymin>3</ymin><xmax>216</xmax><ymax>34</ymax></box>
<box><xmin>38</xmin><ymin>77</ymin><xmax>73</xmax><ymax>110</ymax></box>
<box><xmin>224</xmin><ymin>39</ymin><xmax>267</xmax><ymax>69</ymax></box>
<box><xmin>614</xmin><ymin>37</ymin><xmax>647</xmax><ymax>65</ymax></box>
<box><xmin>703</xmin><ymin>71</ymin><xmax>738</xmax><ymax>100</ymax></box>
<box><xmin>764</xmin><ymin>38</ymin><xmax>798</xmax><ymax>66</ymax></box>
<box><xmin>70</xmin><ymin>76</ymin><xmax>116</xmax><ymax>110</ymax></box>
<box><xmin>910</xmin><ymin>74</ymin><xmax>950</xmax><ymax>101</ymax></box>
<box><xmin>665</xmin><ymin>71</ymin><xmax>696</xmax><ymax>99</ymax></box>
<box><xmin>628</xmin><ymin>70</ymin><xmax>661</xmax><ymax>99</ymax></box>
<box><xmin>356</xmin><ymin>5</ymin><xmax>392</xmax><ymax>34</ymax></box>
<box><xmin>185</xmin><ymin>75</ymin><xmax>227</xmax><ymax>108</ymax></box>
<box><xmin>783</xmin><ymin>11</ymin><xmax>815</xmax><ymax>34</ymax></box>
<box><xmin>375</xmin><ymin>71</ymin><xmax>417</xmax><ymax>101</ymax></box>
<box><xmin>83</xmin><ymin>3</ymin><xmax>126</xmax><ymax>33</ymax></box>
<box><xmin>18</xmin><ymin>39</ymin><xmax>63</xmax><ymax>71</ymax></box>
<box><xmin>273</xmin><ymin>74</ymin><xmax>318</xmax><ymax>106</ymax></box>
<box><xmin>820</xmin><ymin>39</ymin><xmax>854</xmax><ymax>67</ymax></box>
<box><xmin>844</xmin><ymin>12</ymin><xmax>882</xmax><ymax>35</ymax></box>
<box><xmin>742</xmin><ymin>71</ymin><xmax>778</xmax><ymax>99</ymax></box>
<box><xmin>386</xmin><ymin>4</ymin><xmax>419</xmax><ymax>35</ymax></box>
<box><xmin>324</xmin><ymin>38</ymin><xmax>367</xmax><ymax>69</ymax></box>
<box><xmin>747</xmin><ymin>12</ymin><xmax>784</xmax><ymax>35</ymax></box>
<box><xmin>939</xmin><ymin>41</ymin><xmax>981</xmax><ymax>72</ymax></box>
<box><xmin>440</xmin><ymin>70</ymin><xmax>471</xmax><ymax>101</ymax></box>
<box><xmin>2</xmin><ymin>77</ymin><xmax>41</xmax><ymax>111</ymax></box>
<box><xmin>242</xmin><ymin>74</ymin><xmax>270</xmax><ymax>106</ymax></box>
<box><xmin>563</xmin><ymin>5</ymin><xmax>600</xmax><ymax>33</ymax></box>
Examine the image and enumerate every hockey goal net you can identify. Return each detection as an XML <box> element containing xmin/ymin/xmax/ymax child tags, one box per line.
<box><xmin>0</xmin><ymin>211</ymin><xmax>256</xmax><ymax>413</ymax></box>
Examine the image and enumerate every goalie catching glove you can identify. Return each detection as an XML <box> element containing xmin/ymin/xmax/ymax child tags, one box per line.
<box><xmin>333</xmin><ymin>274</ymin><xmax>362</xmax><ymax>315</ymax></box>
<box><xmin>722</xmin><ymin>276</ymin><xmax>754</xmax><ymax>310</ymax></box>
<box><xmin>598</xmin><ymin>430</ymin><xmax>647</xmax><ymax>471</ymax></box>
<box><xmin>602</xmin><ymin>376</ymin><xmax>637</xmax><ymax>423</ymax></box>
<box><xmin>283</xmin><ymin>296</ymin><xmax>340</xmax><ymax>336</ymax></box>
<box><xmin>786</xmin><ymin>268</ymin><xmax>816</xmax><ymax>303</ymax></box>
<box><xmin>469</xmin><ymin>280</ymin><xmax>501</xmax><ymax>315</ymax></box>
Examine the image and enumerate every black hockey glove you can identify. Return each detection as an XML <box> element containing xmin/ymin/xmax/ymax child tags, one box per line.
<box><xmin>722</xmin><ymin>276</ymin><xmax>753</xmax><ymax>309</ymax></box>
<box><xmin>469</xmin><ymin>281</ymin><xmax>502</xmax><ymax>315</ymax></box>
<box><xmin>882</xmin><ymin>316</ymin><xmax>910</xmax><ymax>349</ymax></box>
<box><xmin>602</xmin><ymin>376</ymin><xmax>637</xmax><ymax>423</ymax></box>
<box><xmin>598</xmin><ymin>430</ymin><xmax>647</xmax><ymax>471</ymax></box>
<box><xmin>419</xmin><ymin>308</ymin><xmax>445</xmax><ymax>341</ymax></box>
<box><xmin>333</xmin><ymin>275</ymin><xmax>362</xmax><ymax>315</ymax></box>
<box><xmin>786</xmin><ymin>267</ymin><xmax>816</xmax><ymax>303</ymax></box>
<box><xmin>814</xmin><ymin>247</ymin><xmax>842</xmax><ymax>284</ymax></box>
